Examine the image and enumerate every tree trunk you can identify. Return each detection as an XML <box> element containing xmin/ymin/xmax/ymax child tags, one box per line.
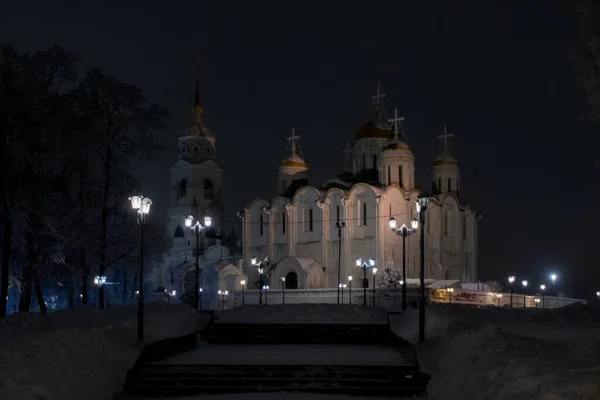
<box><xmin>19</xmin><ymin>240</ymin><xmax>34</xmax><ymax>312</ymax></box>
<box><xmin>0</xmin><ymin>219</ymin><xmax>12</xmax><ymax>318</ymax></box>
<box><xmin>67</xmin><ymin>279</ymin><xmax>74</xmax><ymax>308</ymax></box>
<box><xmin>98</xmin><ymin>144</ymin><xmax>111</xmax><ymax>309</ymax></box>
<box><xmin>34</xmin><ymin>272</ymin><xmax>47</xmax><ymax>314</ymax></box>
<box><xmin>80</xmin><ymin>249</ymin><xmax>88</xmax><ymax>305</ymax></box>
<box><xmin>123</xmin><ymin>268</ymin><xmax>127</xmax><ymax>305</ymax></box>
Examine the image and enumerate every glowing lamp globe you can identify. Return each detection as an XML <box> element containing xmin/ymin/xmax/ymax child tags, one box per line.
<box><xmin>411</xmin><ymin>219</ymin><xmax>419</xmax><ymax>229</ymax></box>
<box><xmin>204</xmin><ymin>216</ymin><xmax>212</xmax><ymax>227</ymax></box>
<box><xmin>369</xmin><ymin>258</ymin><xmax>376</xmax><ymax>266</ymax></box>
<box><xmin>356</xmin><ymin>258</ymin><xmax>362</xmax><ymax>267</ymax></box>
<box><xmin>129</xmin><ymin>195</ymin><xmax>143</xmax><ymax>210</ymax></box>
<box><xmin>372</xmin><ymin>267</ymin><xmax>378</xmax><ymax>275</ymax></box>
<box><xmin>185</xmin><ymin>215</ymin><xmax>194</xmax><ymax>227</ymax></box>
<box><xmin>251</xmin><ymin>257</ymin><xmax>257</xmax><ymax>265</ymax></box>
<box><xmin>388</xmin><ymin>217</ymin><xmax>397</xmax><ymax>229</ymax></box>
<box><xmin>140</xmin><ymin>198</ymin><xmax>152</xmax><ymax>214</ymax></box>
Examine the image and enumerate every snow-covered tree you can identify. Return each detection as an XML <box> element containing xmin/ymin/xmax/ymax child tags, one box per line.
<box><xmin>377</xmin><ymin>266</ymin><xmax>404</xmax><ymax>289</ymax></box>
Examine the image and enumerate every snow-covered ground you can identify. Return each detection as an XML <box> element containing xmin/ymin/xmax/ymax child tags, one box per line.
<box><xmin>390</xmin><ymin>303</ymin><xmax>600</xmax><ymax>400</ymax></box>
<box><xmin>2</xmin><ymin>302</ymin><xmax>600</xmax><ymax>400</ymax></box>
<box><xmin>0</xmin><ymin>302</ymin><xmax>208</xmax><ymax>400</ymax></box>
<box><xmin>214</xmin><ymin>303</ymin><xmax>388</xmax><ymax>324</ymax></box>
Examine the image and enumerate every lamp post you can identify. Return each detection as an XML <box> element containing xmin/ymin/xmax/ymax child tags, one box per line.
<box><xmin>251</xmin><ymin>256</ymin><xmax>269</xmax><ymax>305</ymax></box>
<box><xmin>240</xmin><ymin>279</ymin><xmax>246</xmax><ymax>305</ymax></box>
<box><xmin>348</xmin><ymin>275</ymin><xmax>353</xmax><ymax>305</ymax></box>
<box><xmin>339</xmin><ymin>283</ymin><xmax>346</xmax><ymax>303</ymax></box>
<box><xmin>534</xmin><ymin>298</ymin><xmax>540</xmax><ymax>308</ymax></box>
<box><xmin>336</xmin><ymin>221</ymin><xmax>346</xmax><ymax>304</ymax></box>
<box><xmin>218</xmin><ymin>290</ymin><xmax>228</xmax><ymax>311</ymax></box>
<box><xmin>416</xmin><ymin>191</ymin><xmax>430</xmax><ymax>343</ymax></box>
<box><xmin>550</xmin><ymin>273</ymin><xmax>557</xmax><ymax>295</ymax></box>
<box><xmin>389</xmin><ymin>217</ymin><xmax>419</xmax><ymax>311</ymax></box>
<box><xmin>356</xmin><ymin>257</ymin><xmax>375</xmax><ymax>306</ymax></box>
<box><xmin>446</xmin><ymin>287</ymin><xmax>454</xmax><ymax>304</ymax></box>
<box><xmin>281</xmin><ymin>277</ymin><xmax>286</xmax><ymax>304</ymax></box>
<box><xmin>263</xmin><ymin>285</ymin><xmax>270</xmax><ymax>304</ymax></box>
<box><xmin>540</xmin><ymin>284</ymin><xmax>546</xmax><ymax>308</ymax></box>
<box><xmin>372</xmin><ymin>267</ymin><xmax>378</xmax><ymax>306</ymax></box>
<box><xmin>129</xmin><ymin>195</ymin><xmax>152</xmax><ymax>341</ymax></box>
<box><xmin>508</xmin><ymin>276</ymin><xmax>515</xmax><ymax>308</ymax></box>
<box><xmin>522</xmin><ymin>280</ymin><xmax>528</xmax><ymax>308</ymax></box>
<box><xmin>185</xmin><ymin>214</ymin><xmax>211</xmax><ymax>310</ymax></box>
<box><xmin>496</xmin><ymin>293</ymin><xmax>502</xmax><ymax>307</ymax></box>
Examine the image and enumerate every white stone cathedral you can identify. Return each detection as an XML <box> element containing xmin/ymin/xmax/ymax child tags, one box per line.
<box><xmin>156</xmin><ymin>81</ymin><xmax>244</xmax><ymax>309</ymax></box>
<box><xmin>240</xmin><ymin>84</ymin><xmax>481</xmax><ymax>291</ymax></box>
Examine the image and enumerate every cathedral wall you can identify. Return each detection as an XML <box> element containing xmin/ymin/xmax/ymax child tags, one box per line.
<box><xmin>292</xmin><ymin>187</ymin><xmax>323</xmax><ymax>250</ymax></box>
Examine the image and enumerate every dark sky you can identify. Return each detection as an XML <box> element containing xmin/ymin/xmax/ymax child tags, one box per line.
<box><xmin>2</xmin><ymin>0</ymin><xmax>599</xmax><ymax>300</ymax></box>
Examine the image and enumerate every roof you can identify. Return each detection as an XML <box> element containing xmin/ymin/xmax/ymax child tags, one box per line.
<box><xmin>354</xmin><ymin>121</ymin><xmax>392</xmax><ymax>141</ymax></box>
<box><xmin>433</xmin><ymin>155</ymin><xmax>459</xmax><ymax>167</ymax></box>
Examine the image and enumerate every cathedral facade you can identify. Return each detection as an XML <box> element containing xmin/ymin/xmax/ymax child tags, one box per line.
<box><xmin>155</xmin><ymin>82</ymin><xmax>243</xmax><ymax>309</ymax></box>
<box><xmin>240</xmin><ymin>85</ymin><xmax>481</xmax><ymax>291</ymax></box>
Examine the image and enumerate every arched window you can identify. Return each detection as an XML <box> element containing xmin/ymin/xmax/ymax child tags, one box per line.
<box><xmin>309</xmin><ymin>209</ymin><xmax>313</xmax><ymax>231</ymax></box>
<box><xmin>448</xmin><ymin>177</ymin><xmax>452</xmax><ymax>192</ymax></box>
<box><xmin>387</xmin><ymin>165</ymin><xmax>391</xmax><ymax>186</ymax></box>
<box><xmin>178</xmin><ymin>180</ymin><xmax>187</xmax><ymax>197</ymax></box>
<box><xmin>259</xmin><ymin>215</ymin><xmax>264</xmax><ymax>236</ymax></box>
<box><xmin>398</xmin><ymin>166</ymin><xmax>403</xmax><ymax>188</ymax></box>
<box><xmin>174</xmin><ymin>225</ymin><xmax>184</xmax><ymax>238</ymax></box>
<box><xmin>282</xmin><ymin>212</ymin><xmax>286</xmax><ymax>234</ymax></box>
<box><xmin>438</xmin><ymin>178</ymin><xmax>442</xmax><ymax>193</ymax></box>
<box><xmin>362</xmin><ymin>202</ymin><xmax>367</xmax><ymax>226</ymax></box>
<box><xmin>285</xmin><ymin>272</ymin><xmax>298</xmax><ymax>289</ymax></box>
<box><xmin>204</xmin><ymin>179</ymin><xmax>214</xmax><ymax>199</ymax></box>
<box><xmin>444</xmin><ymin>211</ymin><xmax>450</xmax><ymax>236</ymax></box>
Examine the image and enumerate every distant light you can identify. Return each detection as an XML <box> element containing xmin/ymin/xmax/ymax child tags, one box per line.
<box><xmin>399</xmin><ymin>280</ymin><xmax>404</xmax><ymax>285</ymax></box>
<box><xmin>496</xmin><ymin>293</ymin><xmax>502</xmax><ymax>298</ymax></box>
<box><xmin>204</xmin><ymin>216</ymin><xmax>212</xmax><ymax>227</ymax></box>
<box><xmin>356</xmin><ymin>258</ymin><xmax>362</xmax><ymax>267</ymax></box>
<box><xmin>240</xmin><ymin>280</ymin><xmax>246</xmax><ymax>286</ymax></box>
<box><xmin>369</xmin><ymin>258</ymin><xmax>376</xmax><ymax>266</ymax></box>
<box><xmin>411</xmin><ymin>219</ymin><xmax>419</xmax><ymax>230</ymax></box>
<box><xmin>372</xmin><ymin>267</ymin><xmax>378</xmax><ymax>275</ymax></box>
<box><xmin>171</xmin><ymin>290</ymin><xmax>176</xmax><ymax>296</ymax></box>
<box><xmin>281</xmin><ymin>277</ymin><xmax>285</xmax><ymax>282</ymax></box>
<box><xmin>251</xmin><ymin>257</ymin><xmax>258</xmax><ymax>265</ymax></box>
<box><xmin>348</xmin><ymin>275</ymin><xmax>353</xmax><ymax>282</ymax></box>
<box><xmin>540</xmin><ymin>284</ymin><xmax>546</xmax><ymax>291</ymax></box>
<box><xmin>550</xmin><ymin>274</ymin><xmax>557</xmax><ymax>283</ymax></box>
<box><xmin>522</xmin><ymin>280</ymin><xmax>528</xmax><ymax>287</ymax></box>
<box><xmin>508</xmin><ymin>276</ymin><xmax>515</xmax><ymax>284</ymax></box>
<box><xmin>388</xmin><ymin>217</ymin><xmax>397</xmax><ymax>229</ymax></box>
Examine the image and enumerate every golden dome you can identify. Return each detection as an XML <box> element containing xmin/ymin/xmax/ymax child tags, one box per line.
<box><xmin>382</xmin><ymin>141</ymin><xmax>410</xmax><ymax>152</ymax></box>
<box><xmin>433</xmin><ymin>155</ymin><xmax>459</xmax><ymax>167</ymax></box>
<box><xmin>280</xmin><ymin>153</ymin><xmax>308</xmax><ymax>169</ymax></box>
<box><xmin>354</xmin><ymin>121</ymin><xmax>392</xmax><ymax>141</ymax></box>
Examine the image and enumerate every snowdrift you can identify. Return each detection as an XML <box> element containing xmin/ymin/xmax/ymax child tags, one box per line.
<box><xmin>0</xmin><ymin>302</ymin><xmax>204</xmax><ymax>400</ymax></box>
<box><xmin>390</xmin><ymin>304</ymin><xmax>600</xmax><ymax>400</ymax></box>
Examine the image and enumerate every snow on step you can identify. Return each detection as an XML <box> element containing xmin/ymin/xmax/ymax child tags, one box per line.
<box><xmin>215</xmin><ymin>304</ymin><xmax>388</xmax><ymax>325</ymax></box>
<box><xmin>157</xmin><ymin>344</ymin><xmax>409</xmax><ymax>366</ymax></box>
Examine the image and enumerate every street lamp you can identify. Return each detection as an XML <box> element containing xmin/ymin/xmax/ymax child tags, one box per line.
<box><xmin>372</xmin><ymin>267</ymin><xmax>378</xmax><ymax>306</ymax></box>
<box><xmin>534</xmin><ymin>298</ymin><xmax>541</xmax><ymax>308</ymax></box>
<box><xmin>281</xmin><ymin>276</ymin><xmax>286</xmax><ymax>304</ymax></box>
<box><xmin>356</xmin><ymin>257</ymin><xmax>375</xmax><ymax>306</ymax></box>
<box><xmin>339</xmin><ymin>283</ymin><xmax>347</xmax><ymax>303</ymax></box>
<box><xmin>540</xmin><ymin>284</ymin><xmax>546</xmax><ymax>308</ymax></box>
<box><xmin>251</xmin><ymin>256</ymin><xmax>269</xmax><ymax>304</ymax></box>
<box><xmin>348</xmin><ymin>275</ymin><xmax>353</xmax><ymax>305</ymax></box>
<box><xmin>240</xmin><ymin>279</ymin><xmax>246</xmax><ymax>305</ymax></box>
<box><xmin>508</xmin><ymin>276</ymin><xmax>515</xmax><ymax>308</ymax></box>
<box><xmin>336</xmin><ymin>221</ymin><xmax>346</xmax><ymax>304</ymax></box>
<box><xmin>129</xmin><ymin>195</ymin><xmax>152</xmax><ymax>341</ymax></box>
<box><xmin>495</xmin><ymin>293</ymin><xmax>502</xmax><ymax>307</ymax></box>
<box><xmin>446</xmin><ymin>287</ymin><xmax>454</xmax><ymax>304</ymax></box>
<box><xmin>389</xmin><ymin>217</ymin><xmax>419</xmax><ymax>311</ymax></box>
<box><xmin>185</xmin><ymin>213</ymin><xmax>212</xmax><ymax>310</ymax></box>
<box><xmin>416</xmin><ymin>191</ymin><xmax>430</xmax><ymax>343</ymax></box>
<box><xmin>263</xmin><ymin>285</ymin><xmax>270</xmax><ymax>304</ymax></box>
<box><xmin>522</xmin><ymin>280</ymin><xmax>528</xmax><ymax>308</ymax></box>
<box><xmin>218</xmin><ymin>290</ymin><xmax>228</xmax><ymax>311</ymax></box>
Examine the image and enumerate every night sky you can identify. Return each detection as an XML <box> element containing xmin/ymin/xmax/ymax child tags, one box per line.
<box><xmin>2</xmin><ymin>1</ymin><xmax>598</xmax><ymax>299</ymax></box>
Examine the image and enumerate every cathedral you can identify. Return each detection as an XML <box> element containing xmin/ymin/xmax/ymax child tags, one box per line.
<box><xmin>240</xmin><ymin>84</ymin><xmax>481</xmax><ymax>291</ymax></box>
<box><xmin>155</xmin><ymin>81</ymin><xmax>244</xmax><ymax>309</ymax></box>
